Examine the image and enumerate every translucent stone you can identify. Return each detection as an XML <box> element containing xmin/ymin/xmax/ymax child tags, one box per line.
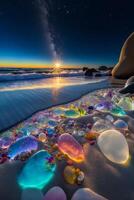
<box><xmin>8</xmin><ymin>136</ymin><xmax>38</xmax><ymax>159</ymax></box>
<box><xmin>63</xmin><ymin>166</ymin><xmax>77</xmax><ymax>184</ymax></box>
<box><xmin>64</xmin><ymin>109</ymin><xmax>80</xmax><ymax>118</ymax></box>
<box><xmin>92</xmin><ymin>119</ymin><xmax>113</xmax><ymax>133</ymax></box>
<box><xmin>53</xmin><ymin>108</ymin><xmax>65</xmax><ymax>116</ymax></box>
<box><xmin>58</xmin><ymin>133</ymin><xmax>84</xmax><ymax>162</ymax></box>
<box><xmin>71</xmin><ymin>188</ymin><xmax>107</xmax><ymax>200</ymax></box>
<box><xmin>97</xmin><ymin>130</ymin><xmax>129</xmax><ymax>164</ymax></box>
<box><xmin>111</xmin><ymin>106</ymin><xmax>126</xmax><ymax>116</ymax></box>
<box><xmin>18</xmin><ymin>150</ymin><xmax>56</xmax><ymax>189</ymax></box>
<box><xmin>105</xmin><ymin>115</ymin><xmax>114</xmax><ymax>122</ymax></box>
<box><xmin>117</xmin><ymin>97</ymin><xmax>133</xmax><ymax>110</ymax></box>
<box><xmin>46</xmin><ymin>128</ymin><xmax>55</xmax><ymax>137</ymax></box>
<box><xmin>114</xmin><ymin>119</ymin><xmax>128</xmax><ymax>130</ymax></box>
<box><xmin>1</xmin><ymin>137</ymin><xmax>13</xmax><ymax>149</ymax></box>
<box><xmin>20</xmin><ymin>125</ymin><xmax>38</xmax><ymax>136</ymax></box>
<box><xmin>38</xmin><ymin>133</ymin><xmax>47</xmax><ymax>142</ymax></box>
<box><xmin>43</xmin><ymin>186</ymin><xmax>67</xmax><ymax>200</ymax></box>
<box><xmin>95</xmin><ymin>101</ymin><xmax>112</xmax><ymax>111</ymax></box>
<box><xmin>48</xmin><ymin>120</ymin><xmax>57</xmax><ymax>127</ymax></box>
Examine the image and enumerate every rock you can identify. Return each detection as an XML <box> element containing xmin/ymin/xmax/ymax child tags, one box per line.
<box><xmin>112</xmin><ymin>32</ymin><xmax>134</xmax><ymax>79</ymax></box>
<box><xmin>58</xmin><ymin>133</ymin><xmax>84</xmax><ymax>162</ymax></box>
<box><xmin>125</xmin><ymin>76</ymin><xmax>134</xmax><ymax>86</ymax></box>
<box><xmin>43</xmin><ymin>186</ymin><xmax>67</xmax><ymax>200</ymax></box>
<box><xmin>91</xmin><ymin>119</ymin><xmax>113</xmax><ymax>133</ymax></box>
<box><xmin>21</xmin><ymin>189</ymin><xmax>43</xmax><ymax>200</ymax></box>
<box><xmin>97</xmin><ymin>130</ymin><xmax>129</xmax><ymax>164</ymax></box>
<box><xmin>18</xmin><ymin>150</ymin><xmax>56</xmax><ymax>189</ymax></box>
<box><xmin>114</xmin><ymin>119</ymin><xmax>128</xmax><ymax>130</ymax></box>
<box><xmin>117</xmin><ymin>97</ymin><xmax>133</xmax><ymax>110</ymax></box>
<box><xmin>71</xmin><ymin>188</ymin><xmax>108</xmax><ymax>200</ymax></box>
<box><xmin>63</xmin><ymin>166</ymin><xmax>77</xmax><ymax>185</ymax></box>
<box><xmin>8</xmin><ymin>136</ymin><xmax>38</xmax><ymax>159</ymax></box>
<box><xmin>119</xmin><ymin>76</ymin><xmax>134</xmax><ymax>94</ymax></box>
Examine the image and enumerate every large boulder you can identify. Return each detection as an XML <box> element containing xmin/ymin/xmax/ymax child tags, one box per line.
<box><xmin>112</xmin><ymin>32</ymin><xmax>134</xmax><ymax>79</ymax></box>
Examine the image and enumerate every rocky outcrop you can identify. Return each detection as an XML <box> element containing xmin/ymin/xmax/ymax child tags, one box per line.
<box><xmin>112</xmin><ymin>32</ymin><xmax>134</xmax><ymax>79</ymax></box>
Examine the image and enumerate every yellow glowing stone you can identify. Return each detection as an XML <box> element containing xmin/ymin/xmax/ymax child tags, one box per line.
<box><xmin>97</xmin><ymin>130</ymin><xmax>129</xmax><ymax>164</ymax></box>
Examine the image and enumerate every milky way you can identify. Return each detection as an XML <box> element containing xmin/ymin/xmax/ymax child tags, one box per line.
<box><xmin>36</xmin><ymin>0</ymin><xmax>61</xmax><ymax>62</ymax></box>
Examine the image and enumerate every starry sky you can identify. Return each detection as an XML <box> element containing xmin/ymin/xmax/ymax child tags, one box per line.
<box><xmin>0</xmin><ymin>0</ymin><xmax>133</xmax><ymax>67</ymax></box>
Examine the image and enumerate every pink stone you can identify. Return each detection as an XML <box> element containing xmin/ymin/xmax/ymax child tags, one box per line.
<box><xmin>58</xmin><ymin>133</ymin><xmax>84</xmax><ymax>163</ymax></box>
<box><xmin>43</xmin><ymin>186</ymin><xmax>67</xmax><ymax>200</ymax></box>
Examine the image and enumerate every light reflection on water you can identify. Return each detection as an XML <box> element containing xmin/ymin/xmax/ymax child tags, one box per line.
<box><xmin>0</xmin><ymin>77</ymin><xmax>107</xmax><ymax>91</ymax></box>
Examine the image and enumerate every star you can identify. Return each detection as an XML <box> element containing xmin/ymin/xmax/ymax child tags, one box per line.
<box><xmin>66</xmin><ymin>10</ymin><xmax>70</xmax><ymax>15</ymax></box>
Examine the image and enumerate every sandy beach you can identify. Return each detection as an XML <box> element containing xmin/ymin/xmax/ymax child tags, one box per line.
<box><xmin>0</xmin><ymin>77</ymin><xmax>134</xmax><ymax>200</ymax></box>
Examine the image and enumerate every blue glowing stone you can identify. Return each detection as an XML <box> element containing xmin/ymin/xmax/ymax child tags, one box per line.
<box><xmin>46</xmin><ymin>128</ymin><xmax>55</xmax><ymax>137</ymax></box>
<box><xmin>8</xmin><ymin>136</ymin><xmax>38</xmax><ymax>159</ymax></box>
<box><xmin>20</xmin><ymin>125</ymin><xmax>37</xmax><ymax>136</ymax></box>
<box><xmin>114</xmin><ymin>119</ymin><xmax>128</xmax><ymax>130</ymax></box>
<box><xmin>18</xmin><ymin>150</ymin><xmax>56</xmax><ymax>189</ymax></box>
<box><xmin>111</xmin><ymin>106</ymin><xmax>126</xmax><ymax>116</ymax></box>
<box><xmin>65</xmin><ymin>109</ymin><xmax>80</xmax><ymax>118</ymax></box>
<box><xmin>48</xmin><ymin>120</ymin><xmax>57</xmax><ymax>127</ymax></box>
<box><xmin>53</xmin><ymin>108</ymin><xmax>65</xmax><ymax>116</ymax></box>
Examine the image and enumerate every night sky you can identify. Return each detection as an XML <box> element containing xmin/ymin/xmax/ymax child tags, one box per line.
<box><xmin>0</xmin><ymin>0</ymin><xmax>133</xmax><ymax>67</ymax></box>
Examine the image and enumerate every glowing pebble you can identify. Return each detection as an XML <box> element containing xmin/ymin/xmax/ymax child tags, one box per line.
<box><xmin>38</xmin><ymin>133</ymin><xmax>47</xmax><ymax>142</ymax></box>
<box><xmin>58</xmin><ymin>133</ymin><xmax>84</xmax><ymax>162</ymax></box>
<box><xmin>114</xmin><ymin>119</ymin><xmax>128</xmax><ymax>130</ymax></box>
<box><xmin>46</xmin><ymin>128</ymin><xmax>55</xmax><ymax>137</ymax></box>
<box><xmin>48</xmin><ymin>120</ymin><xmax>57</xmax><ymax>127</ymax></box>
<box><xmin>8</xmin><ymin>136</ymin><xmax>38</xmax><ymax>159</ymax></box>
<box><xmin>105</xmin><ymin>115</ymin><xmax>114</xmax><ymax>122</ymax></box>
<box><xmin>92</xmin><ymin>119</ymin><xmax>113</xmax><ymax>133</ymax></box>
<box><xmin>64</xmin><ymin>109</ymin><xmax>80</xmax><ymax>118</ymax></box>
<box><xmin>1</xmin><ymin>137</ymin><xmax>13</xmax><ymax>149</ymax></box>
<box><xmin>21</xmin><ymin>189</ymin><xmax>43</xmax><ymax>200</ymax></box>
<box><xmin>111</xmin><ymin>106</ymin><xmax>126</xmax><ymax>116</ymax></box>
<box><xmin>97</xmin><ymin>130</ymin><xmax>129</xmax><ymax>164</ymax></box>
<box><xmin>95</xmin><ymin>101</ymin><xmax>112</xmax><ymax>111</ymax></box>
<box><xmin>53</xmin><ymin>108</ymin><xmax>65</xmax><ymax>116</ymax></box>
<box><xmin>118</xmin><ymin>97</ymin><xmax>133</xmax><ymax>110</ymax></box>
<box><xmin>43</xmin><ymin>186</ymin><xmax>67</xmax><ymax>200</ymax></box>
<box><xmin>63</xmin><ymin>166</ymin><xmax>77</xmax><ymax>184</ymax></box>
<box><xmin>18</xmin><ymin>150</ymin><xmax>56</xmax><ymax>189</ymax></box>
<box><xmin>71</xmin><ymin>188</ymin><xmax>107</xmax><ymax>200</ymax></box>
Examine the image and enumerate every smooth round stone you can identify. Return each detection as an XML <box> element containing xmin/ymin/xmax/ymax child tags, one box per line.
<box><xmin>92</xmin><ymin>119</ymin><xmax>113</xmax><ymax>133</ymax></box>
<box><xmin>97</xmin><ymin>130</ymin><xmax>129</xmax><ymax>164</ymax></box>
<box><xmin>20</xmin><ymin>125</ymin><xmax>37</xmax><ymax>136</ymax></box>
<box><xmin>58</xmin><ymin>133</ymin><xmax>84</xmax><ymax>162</ymax></box>
<box><xmin>38</xmin><ymin>133</ymin><xmax>47</xmax><ymax>142</ymax></box>
<box><xmin>64</xmin><ymin>109</ymin><xmax>80</xmax><ymax>118</ymax></box>
<box><xmin>8</xmin><ymin>136</ymin><xmax>38</xmax><ymax>159</ymax></box>
<box><xmin>21</xmin><ymin>189</ymin><xmax>43</xmax><ymax>200</ymax></box>
<box><xmin>111</xmin><ymin>106</ymin><xmax>126</xmax><ymax>116</ymax></box>
<box><xmin>18</xmin><ymin>150</ymin><xmax>56</xmax><ymax>189</ymax></box>
<box><xmin>53</xmin><ymin>108</ymin><xmax>65</xmax><ymax>116</ymax></box>
<box><xmin>114</xmin><ymin>119</ymin><xmax>128</xmax><ymax>130</ymax></box>
<box><xmin>43</xmin><ymin>186</ymin><xmax>67</xmax><ymax>200</ymax></box>
<box><xmin>105</xmin><ymin>115</ymin><xmax>114</xmax><ymax>122</ymax></box>
<box><xmin>48</xmin><ymin>120</ymin><xmax>57</xmax><ymax>127</ymax></box>
<box><xmin>95</xmin><ymin>101</ymin><xmax>112</xmax><ymax>111</ymax></box>
<box><xmin>71</xmin><ymin>188</ymin><xmax>107</xmax><ymax>200</ymax></box>
<box><xmin>117</xmin><ymin>97</ymin><xmax>133</xmax><ymax>110</ymax></box>
<box><xmin>46</xmin><ymin>128</ymin><xmax>55</xmax><ymax>137</ymax></box>
<box><xmin>1</xmin><ymin>137</ymin><xmax>13</xmax><ymax>149</ymax></box>
<box><xmin>63</xmin><ymin>166</ymin><xmax>77</xmax><ymax>184</ymax></box>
